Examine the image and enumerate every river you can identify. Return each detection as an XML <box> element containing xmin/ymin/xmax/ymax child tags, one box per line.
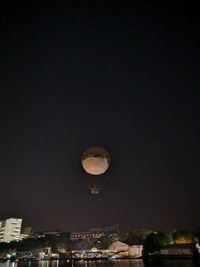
<box><xmin>0</xmin><ymin>259</ymin><xmax>199</xmax><ymax>267</ymax></box>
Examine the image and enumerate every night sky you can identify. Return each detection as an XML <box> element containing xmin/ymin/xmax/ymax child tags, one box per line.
<box><xmin>0</xmin><ymin>1</ymin><xmax>199</xmax><ymax>232</ymax></box>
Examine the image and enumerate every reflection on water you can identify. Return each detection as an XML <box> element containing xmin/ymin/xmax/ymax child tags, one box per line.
<box><xmin>0</xmin><ymin>259</ymin><xmax>199</xmax><ymax>267</ymax></box>
<box><xmin>74</xmin><ymin>259</ymin><xmax>144</xmax><ymax>267</ymax></box>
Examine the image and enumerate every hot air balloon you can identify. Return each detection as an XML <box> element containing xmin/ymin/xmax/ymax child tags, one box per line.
<box><xmin>81</xmin><ymin>146</ymin><xmax>110</xmax><ymax>194</ymax></box>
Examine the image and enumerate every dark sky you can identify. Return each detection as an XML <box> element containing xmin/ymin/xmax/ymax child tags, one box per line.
<box><xmin>0</xmin><ymin>1</ymin><xmax>199</xmax><ymax>232</ymax></box>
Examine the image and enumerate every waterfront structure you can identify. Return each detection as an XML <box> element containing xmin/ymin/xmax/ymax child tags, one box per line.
<box><xmin>109</xmin><ymin>241</ymin><xmax>143</xmax><ymax>258</ymax></box>
<box><xmin>0</xmin><ymin>218</ymin><xmax>22</xmax><ymax>243</ymax></box>
<box><xmin>72</xmin><ymin>247</ymin><xmax>109</xmax><ymax>259</ymax></box>
<box><xmin>158</xmin><ymin>243</ymin><xmax>194</xmax><ymax>257</ymax></box>
<box><xmin>71</xmin><ymin>241</ymin><xmax>143</xmax><ymax>259</ymax></box>
<box><xmin>129</xmin><ymin>245</ymin><xmax>143</xmax><ymax>258</ymax></box>
<box><xmin>38</xmin><ymin>247</ymin><xmax>59</xmax><ymax>260</ymax></box>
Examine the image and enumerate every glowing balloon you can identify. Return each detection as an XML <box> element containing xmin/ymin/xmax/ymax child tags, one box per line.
<box><xmin>81</xmin><ymin>146</ymin><xmax>110</xmax><ymax>194</ymax></box>
<box><xmin>81</xmin><ymin>146</ymin><xmax>110</xmax><ymax>175</ymax></box>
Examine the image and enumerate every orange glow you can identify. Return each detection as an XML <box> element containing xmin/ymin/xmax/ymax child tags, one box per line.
<box><xmin>175</xmin><ymin>236</ymin><xmax>193</xmax><ymax>244</ymax></box>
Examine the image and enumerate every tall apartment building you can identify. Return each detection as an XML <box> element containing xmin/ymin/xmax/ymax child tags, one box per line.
<box><xmin>0</xmin><ymin>218</ymin><xmax>22</xmax><ymax>243</ymax></box>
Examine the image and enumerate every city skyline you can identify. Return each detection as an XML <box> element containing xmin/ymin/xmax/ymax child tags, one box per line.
<box><xmin>0</xmin><ymin>2</ymin><xmax>199</xmax><ymax>232</ymax></box>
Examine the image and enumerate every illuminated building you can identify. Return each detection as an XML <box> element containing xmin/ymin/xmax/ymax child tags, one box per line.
<box><xmin>70</xmin><ymin>225</ymin><xmax>119</xmax><ymax>241</ymax></box>
<box><xmin>70</xmin><ymin>231</ymin><xmax>103</xmax><ymax>240</ymax></box>
<box><xmin>0</xmin><ymin>218</ymin><xmax>22</xmax><ymax>243</ymax></box>
<box><xmin>22</xmin><ymin>226</ymin><xmax>32</xmax><ymax>235</ymax></box>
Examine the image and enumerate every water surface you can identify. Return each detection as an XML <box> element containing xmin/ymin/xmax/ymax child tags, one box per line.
<box><xmin>0</xmin><ymin>259</ymin><xmax>199</xmax><ymax>267</ymax></box>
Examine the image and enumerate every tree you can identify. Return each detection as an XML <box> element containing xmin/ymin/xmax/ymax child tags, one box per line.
<box><xmin>0</xmin><ymin>242</ymin><xmax>9</xmax><ymax>252</ymax></box>
<box><xmin>97</xmin><ymin>237</ymin><xmax>113</xmax><ymax>249</ymax></box>
<box><xmin>143</xmin><ymin>231</ymin><xmax>172</xmax><ymax>254</ymax></box>
<box><xmin>192</xmin><ymin>229</ymin><xmax>200</xmax><ymax>243</ymax></box>
<box><xmin>119</xmin><ymin>229</ymin><xmax>154</xmax><ymax>245</ymax></box>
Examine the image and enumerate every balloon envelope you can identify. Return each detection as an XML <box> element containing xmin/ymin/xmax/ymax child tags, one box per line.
<box><xmin>82</xmin><ymin>157</ymin><xmax>109</xmax><ymax>175</ymax></box>
<box><xmin>81</xmin><ymin>146</ymin><xmax>110</xmax><ymax>176</ymax></box>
